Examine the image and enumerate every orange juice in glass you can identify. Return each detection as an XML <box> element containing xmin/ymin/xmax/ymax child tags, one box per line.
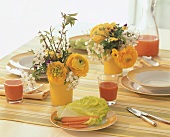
<box><xmin>98</xmin><ymin>74</ymin><xmax>118</xmax><ymax>105</ymax></box>
<box><xmin>135</xmin><ymin>35</ymin><xmax>159</xmax><ymax>57</ymax></box>
<box><xmin>4</xmin><ymin>79</ymin><xmax>23</xmax><ymax>104</ymax></box>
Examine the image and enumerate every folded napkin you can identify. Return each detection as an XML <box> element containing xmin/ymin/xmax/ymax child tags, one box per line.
<box><xmin>0</xmin><ymin>84</ymin><xmax>50</xmax><ymax>100</ymax></box>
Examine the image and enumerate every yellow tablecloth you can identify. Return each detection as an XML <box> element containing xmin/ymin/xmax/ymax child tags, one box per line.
<box><xmin>0</xmin><ymin>37</ymin><xmax>170</xmax><ymax>137</ymax></box>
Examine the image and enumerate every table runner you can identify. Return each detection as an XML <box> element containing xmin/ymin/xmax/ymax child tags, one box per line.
<box><xmin>0</xmin><ymin>37</ymin><xmax>170</xmax><ymax>137</ymax></box>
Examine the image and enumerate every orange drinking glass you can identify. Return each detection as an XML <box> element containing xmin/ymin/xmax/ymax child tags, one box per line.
<box><xmin>4</xmin><ymin>79</ymin><xmax>23</xmax><ymax>104</ymax></box>
<box><xmin>97</xmin><ymin>74</ymin><xmax>118</xmax><ymax>105</ymax></box>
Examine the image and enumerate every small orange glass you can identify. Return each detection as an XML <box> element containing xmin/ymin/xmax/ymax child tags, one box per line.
<box><xmin>97</xmin><ymin>74</ymin><xmax>118</xmax><ymax>105</ymax></box>
<box><xmin>4</xmin><ymin>79</ymin><xmax>23</xmax><ymax>104</ymax></box>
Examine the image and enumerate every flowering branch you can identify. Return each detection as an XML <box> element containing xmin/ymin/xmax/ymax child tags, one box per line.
<box><xmin>32</xmin><ymin>12</ymin><xmax>77</xmax><ymax>79</ymax></box>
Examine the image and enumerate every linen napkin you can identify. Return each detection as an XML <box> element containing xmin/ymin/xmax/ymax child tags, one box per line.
<box><xmin>0</xmin><ymin>83</ymin><xmax>50</xmax><ymax>100</ymax></box>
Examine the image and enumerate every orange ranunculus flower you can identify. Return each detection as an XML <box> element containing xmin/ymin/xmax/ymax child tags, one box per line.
<box><xmin>66</xmin><ymin>54</ymin><xmax>89</xmax><ymax>77</ymax></box>
<box><xmin>114</xmin><ymin>46</ymin><xmax>138</xmax><ymax>68</ymax></box>
<box><xmin>46</xmin><ymin>61</ymin><xmax>67</xmax><ymax>84</ymax></box>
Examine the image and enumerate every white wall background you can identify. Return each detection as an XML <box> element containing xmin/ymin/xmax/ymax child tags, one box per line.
<box><xmin>0</xmin><ymin>0</ymin><xmax>169</xmax><ymax>59</ymax></box>
<box><xmin>0</xmin><ymin>0</ymin><xmax>132</xmax><ymax>59</ymax></box>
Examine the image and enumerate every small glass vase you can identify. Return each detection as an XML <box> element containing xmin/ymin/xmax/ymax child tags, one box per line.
<box><xmin>104</xmin><ymin>58</ymin><xmax>123</xmax><ymax>75</ymax></box>
<box><xmin>50</xmin><ymin>82</ymin><xmax>73</xmax><ymax>106</ymax></box>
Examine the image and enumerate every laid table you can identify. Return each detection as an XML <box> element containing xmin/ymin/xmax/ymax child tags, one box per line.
<box><xmin>0</xmin><ymin>37</ymin><xmax>170</xmax><ymax>137</ymax></box>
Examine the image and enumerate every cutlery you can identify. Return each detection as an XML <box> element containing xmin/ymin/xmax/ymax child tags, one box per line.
<box><xmin>142</xmin><ymin>56</ymin><xmax>159</xmax><ymax>66</ymax></box>
<box><xmin>127</xmin><ymin>107</ymin><xmax>157</xmax><ymax>126</ymax></box>
<box><xmin>127</xmin><ymin>107</ymin><xmax>170</xmax><ymax>126</ymax></box>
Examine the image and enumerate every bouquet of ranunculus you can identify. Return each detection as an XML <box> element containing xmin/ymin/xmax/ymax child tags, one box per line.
<box><xmin>86</xmin><ymin>22</ymin><xmax>138</xmax><ymax>68</ymax></box>
<box><xmin>31</xmin><ymin>13</ymin><xmax>89</xmax><ymax>89</ymax></box>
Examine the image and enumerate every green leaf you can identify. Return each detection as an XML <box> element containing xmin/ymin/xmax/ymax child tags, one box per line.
<box><xmin>40</xmin><ymin>39</ymin><xmax>43</xmax><ymax>43</ymax></box>
<box><xmin>68</xmin><ymin>13</ymin><xmax>78</xmax><ymax>16</ymax></box>
<box><xmin>44</xmin><ymin>31</ymin><xmax>50</xmax><ymax>35</ymax></box>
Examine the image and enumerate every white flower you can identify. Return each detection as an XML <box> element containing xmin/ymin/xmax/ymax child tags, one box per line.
<box><xmin>66</xmin><ymin>71</ymin><xmax>80</xmax><ymax>89</ymax></box>
<box><xmin>33</xmin><ymin>48</ymin><xmax>46</xmax><ymax>69</ymax></box>
<box><xmin>92</xmin><ymin>43</ymin><xmax>104</xmax><ymax>54</ymax></box>
<box><xmin>66</xmin><ymin>71</ymin><xmax>79</xmax><ymax>83</ymax></box>
<box><xmin>20</xmin><ymin>71</ymin><xmax>36</xmax><ymax>91</ymax></box>
<box><xmin>68</xmin><ymin>80</ymin><xmax>79</xmax><ymax>90</ymax></box>
<box><xmin>73</xmin><ymin>76</ymin><xmax>78</xmax><ymax>80</ymax></box>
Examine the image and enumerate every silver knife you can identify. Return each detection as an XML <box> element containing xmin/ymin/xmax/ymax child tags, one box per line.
<box><xmin>132</xmin><ymin>108</ymin><xmax>170</xmax><ymax>125</ymax></box>
<box><xmin>127</xmin><ymin>107</ymin><xmax>157</xmax><ymax>127</ymax></box>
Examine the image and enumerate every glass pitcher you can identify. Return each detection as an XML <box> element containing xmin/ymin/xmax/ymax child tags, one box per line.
<box><xmin>135</xmin><ymin>0</ymin><xmax>159</xmax><ymax>57</ymax></box>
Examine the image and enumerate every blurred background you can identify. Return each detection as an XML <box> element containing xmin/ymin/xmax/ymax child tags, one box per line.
<box><xmin>0</xmin><ymin>0</ymin><xmax>170</xmax><ymax>58</ymax></box>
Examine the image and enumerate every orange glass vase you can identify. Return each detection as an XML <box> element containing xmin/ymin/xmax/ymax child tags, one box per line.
<box><xmin>104</xmin><ymin>58</ymin><xmax>123</xmax><ymax>75</ymax></box>
<box><xmin>50</xmin><ymin>82</ymin><xmax>73</xmax><ymax>106</ymax></box>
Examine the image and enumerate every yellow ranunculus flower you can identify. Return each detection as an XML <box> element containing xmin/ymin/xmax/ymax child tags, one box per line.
<box><xmin>46</xmin><ymin>61</ymin><xmax>67</xmax><ymax>84</ymax></box>
<box><xmin>90</xmin><ymin>24</ymin><xmax>107</xmax><ymax>44</ymax></box>
<box><xmin>103</xmin><ymin>23</ymin><xmax>112</xmax><ymax>31</ymax></box>
<box><xmin>66</xmin><ymin>54</ymin><xmax>89</xmax><ymax>76</ymax></box>
<box><xmin>90</xmin><ymin>24</ymin><xmax>101</xmax><ymax>37</ymax></box>
<box><xmin>114</xmin><ymin>46</ymin><xmax>138</xmax><ymax>68</ymax></box>
<box><xmin>111</xmin><ymin>22</ymin><xmax>116</xmax><ymax>28</ymax></box>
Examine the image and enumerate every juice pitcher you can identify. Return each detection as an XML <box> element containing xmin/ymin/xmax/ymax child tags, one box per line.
<box><xmin>135</xmin><ymin>0</ymin><xmax>159</xmax><ymax>57</ymax></box>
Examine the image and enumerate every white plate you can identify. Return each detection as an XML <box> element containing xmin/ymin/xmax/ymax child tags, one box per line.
<box><xmin>7</xmin><ymin>52</ymin><xmax>47</xmax><ymax>79</ymax></box>
<box><xmin>6</xmin><ymin>62</ymin><xmax>47</xmax><ymax>79</ymax></box>
<box><xmin>9</xmin><ymin>52</ymin><xmax>34</xmax><ymax>70</ymax></box>
<box><xmin>127</xmin><ymin>66</ymin><xmax>170</xmax><ymax>88</ymax></box>
<box><xmin>18</xmin><ymin>55</ymin><xmax>34</xmax><ymax>70</ymax></box>
<box><xmin>50</xmin><ymin>110</ymin><xmax>117</xmax><ymax>131</ymax></box>
<box><xmin>121</xmin><ymin>75</ymin><xmax>170</xmax><ymax>96</ymax></box>
<box><xmin>6</xmin><ymin>62</ymin><xmax>22</xmax><ymax>76</ymax></box>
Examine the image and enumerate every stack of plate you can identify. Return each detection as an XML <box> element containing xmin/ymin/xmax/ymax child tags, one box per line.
<box><xmin>121</xmin><ymin>66</ymin><xmax>170</xmax><ymax>96</ymax></box>
<box><xmin>6</xmin><ymin>52</ymin><xmax>45</xmax><ymax>77</ymax></box>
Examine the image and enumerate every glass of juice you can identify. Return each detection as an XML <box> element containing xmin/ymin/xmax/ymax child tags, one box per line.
<box><xmin>97</xmin><ymin>74</ymin><xmax>118</xmax><ymax>105</ymax></box>
<box><xmin>4</xmin><ymin>79</ymin><xmax>24</xmax><ymax>104</ymax></box>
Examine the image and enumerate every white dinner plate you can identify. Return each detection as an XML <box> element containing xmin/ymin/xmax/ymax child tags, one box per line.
<box><xmin>6</xmin><ymin>62</ymin><xmax>47</xmax><ymax>79</ymax></box>
<box><xmin>7</xmin><ymin>52</ymin><xmax>47</xmax><ymax>79</ymax></box>
<box><xmin>127</xmin><ymin>66</ymin><xmax>170</xmax><ymax>88</ymax></box>
<box><xmin>121</xmin><ymin>75</ymin><xmax>170</xmax><ymax>96</ymax></box>
<box><xmin>50</xmin><ymin>110</ymin><xmax>117</xmax><ymax>131</ymax></box>
<box><xmin>9</xmin><ymin>52</ymin><xmax>34</xmax><ymax>70</ymax></box>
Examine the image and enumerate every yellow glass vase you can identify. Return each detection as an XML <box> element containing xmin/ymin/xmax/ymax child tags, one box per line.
<box><xmin>104</xmin><ymin>58</ymin><xmax>123</xmax><ymax>75</ymax></box>
<box><xmin>50</xmin><ymin>82</ymin><xmax>73</xmax><ymax>106</ymax></box>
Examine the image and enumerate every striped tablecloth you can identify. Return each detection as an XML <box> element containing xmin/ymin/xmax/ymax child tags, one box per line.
<box><xmin>0</xmin><ymin>37</ymin><xmax>170</xmax><ymax>137</ymax></box>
